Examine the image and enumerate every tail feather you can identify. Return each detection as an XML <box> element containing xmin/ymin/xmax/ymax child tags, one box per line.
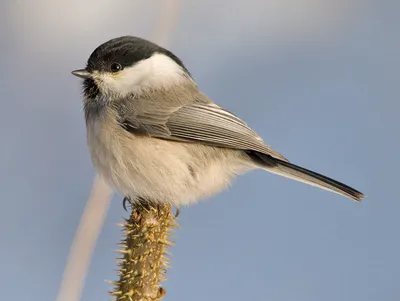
<box><xmin>248</xmin><ymin>152</ymin><xmax>364</xmax><ymax>202</ymax></box>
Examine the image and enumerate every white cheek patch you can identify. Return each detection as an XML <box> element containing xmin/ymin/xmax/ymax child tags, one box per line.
<box><xmin>96</xmin><ymin>53</ymin><xmax>187</xmax><ymax>96</ymax></box>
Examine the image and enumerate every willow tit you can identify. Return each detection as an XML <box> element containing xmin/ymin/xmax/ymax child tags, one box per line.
<box><xmin>71</xmin><ymin>36</ymin><xmax>364</xmax><ymax>207</ymax></box>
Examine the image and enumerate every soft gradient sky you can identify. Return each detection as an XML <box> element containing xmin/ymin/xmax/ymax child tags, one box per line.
<box><xmin>1</xmin><ymin>1</ymin><xmax>399</xmax><ymax>300</ymax></box>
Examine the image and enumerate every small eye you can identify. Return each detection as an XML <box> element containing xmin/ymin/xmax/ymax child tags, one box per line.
<box><xmin>110</xmin><ymin>63</ymin><xmax>123</xmax><ymax>73</ymax></box>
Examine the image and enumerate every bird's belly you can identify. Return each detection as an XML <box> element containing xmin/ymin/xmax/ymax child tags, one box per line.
<box><xmin>87</xmin><ymin>120</ymin><xmax>251</xmax><ymax>206</ymax></box>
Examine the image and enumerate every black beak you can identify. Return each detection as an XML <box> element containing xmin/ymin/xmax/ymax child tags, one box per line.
<box><xmin>71</xmin><ymin>69</ymin><xmax>91</xmax><ymax>79</ymax></box>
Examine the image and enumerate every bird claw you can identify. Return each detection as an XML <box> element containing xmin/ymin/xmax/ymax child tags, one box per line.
<box><xmin>122</xmin><ymin>196</ymin><xmax>131</xmax><ymax>212</ymax></box>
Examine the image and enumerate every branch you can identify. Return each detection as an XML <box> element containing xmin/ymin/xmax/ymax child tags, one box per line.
<box><xmin>110</xmin><ymin>202</ymin><xmax>178</xmax><ymax>301</ymax></box>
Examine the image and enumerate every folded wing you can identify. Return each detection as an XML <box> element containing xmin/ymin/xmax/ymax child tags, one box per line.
<box><xmin>120</xmin><ymin>103</ymin><xmax>288</xmax><ymax>161</ymax></box>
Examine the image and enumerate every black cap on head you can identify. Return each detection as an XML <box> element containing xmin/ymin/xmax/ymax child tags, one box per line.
<box><xmin>85</xmin><ymin>36</ymin><xmax>190</xmax><ymax>75</ymax></box>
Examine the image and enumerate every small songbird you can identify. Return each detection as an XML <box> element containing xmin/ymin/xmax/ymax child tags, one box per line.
<box><xmin>71</xmin><ymin>36</ymin><xmax>364</xmax><ymax>207</ymax></box>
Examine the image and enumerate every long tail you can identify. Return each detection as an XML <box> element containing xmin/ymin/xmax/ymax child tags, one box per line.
<box><xmin>247</xmin><ymin>151</ymin><xmax>364</xmax><ymax>202</ymax></box>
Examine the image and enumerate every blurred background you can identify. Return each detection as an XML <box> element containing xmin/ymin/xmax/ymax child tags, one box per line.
<box><xmin>1</xmin><ymin>0</ymin><xmax>399</xmax><ymax>300</ymax></box>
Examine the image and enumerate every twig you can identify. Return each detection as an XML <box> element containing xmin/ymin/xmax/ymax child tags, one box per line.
<box><xmin>110</xmin><ymin>201</ymin><xmax>178</xmax><ymax>301</ymax></box>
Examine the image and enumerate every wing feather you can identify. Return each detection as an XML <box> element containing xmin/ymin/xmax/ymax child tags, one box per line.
<box><xmin>121</xmin><ymin>103</ymin><xmax>288</xmax><ymax>161</ymax></box>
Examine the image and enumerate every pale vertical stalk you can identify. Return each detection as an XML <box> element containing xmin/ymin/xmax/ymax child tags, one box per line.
<box><xmin>152</xmin><ymin>0</ymin><xmax>181</xmax><ymax>47</ymax></box>
<box><xmin>56</xmin><ymin>175</ymin><xmax>113</xmax><ymax>301</ymax></box>
<box><xmin>56</xmin><ymin>1</ymin><xmax>181</xmax><ymax>301</ymax></box>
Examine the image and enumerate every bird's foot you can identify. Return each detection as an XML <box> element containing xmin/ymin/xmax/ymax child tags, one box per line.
<box><xmin>123</xmin><ymin>196</ymin><xmax>181</xmax><ymax>218</ymax></box>
<box><xmin>122</xmin><ymin>196</ymin><xmax>132</xmax><ymax>212</ymax></box>
<box><xmin>174</xmin><ymin>207</ymin><xmax>180</xmax><ymax>218</ymax></box>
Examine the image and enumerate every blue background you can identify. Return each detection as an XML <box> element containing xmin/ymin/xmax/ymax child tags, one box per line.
<box><xmin>1</xmin><ymin>1</ymin><xmax>399</xmax><ymax>300</ymax></box>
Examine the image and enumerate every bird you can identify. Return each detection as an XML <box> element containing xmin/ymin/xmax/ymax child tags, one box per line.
<box><xmin>71</xmin><ymin>36</ymin><xmax>364</xmax><ymax>208</ymax></box>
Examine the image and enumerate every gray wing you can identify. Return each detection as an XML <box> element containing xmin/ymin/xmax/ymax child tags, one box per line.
<box><xmin>120</xmin><ymin>103</ymin><xmax>288</xmax><ymax>161</ymax></box>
